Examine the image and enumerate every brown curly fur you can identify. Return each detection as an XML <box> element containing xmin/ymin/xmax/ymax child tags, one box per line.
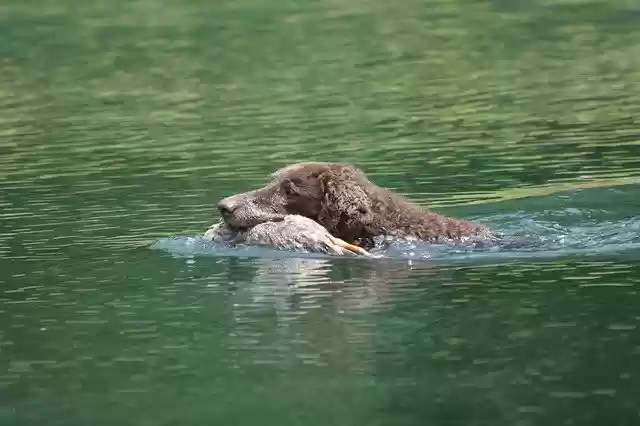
<box><xmin>217</xmin><ymin>162</ymin><xmax>495</xmax><ymax>247</ymax></box>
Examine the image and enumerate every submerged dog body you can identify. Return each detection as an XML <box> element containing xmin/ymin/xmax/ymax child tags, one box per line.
<box><xmin>217</xmin><ymin>162</ymin><xmax>495</xmax><ymax>248</ymax></box>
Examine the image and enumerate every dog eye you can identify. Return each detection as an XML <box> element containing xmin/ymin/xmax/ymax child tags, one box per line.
<box><xmin>282</xmin><ymin>180</ymin><xmax>296</xmax><ymax>196</ymax></box>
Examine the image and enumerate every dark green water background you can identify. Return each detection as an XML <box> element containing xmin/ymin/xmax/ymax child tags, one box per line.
<box><xmin>2</xmin><ymin>0</ymin><xmax>640</xmax><ymax>424</ymax></box>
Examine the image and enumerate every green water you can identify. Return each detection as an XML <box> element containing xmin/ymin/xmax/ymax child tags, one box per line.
<box><xmin>2</xmin><ymin>0</ymin><xmax>640</xmax><ymax>424</ymax></box>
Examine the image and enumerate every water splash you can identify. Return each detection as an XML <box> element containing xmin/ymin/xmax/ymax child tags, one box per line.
<box><xmin>149</xmin><ymin>235</ymin><xmax>348</xmax><ymax>261</ymax></box>
<box><xmin>379</xmin><ymin>211</ymin><xmax>640</xmax><ymax>264</ymax></box>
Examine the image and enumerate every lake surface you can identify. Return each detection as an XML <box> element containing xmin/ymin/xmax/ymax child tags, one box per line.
<box><xmin>1</xmin><ymin>0</ymin><xmax>640</xmax><ymax>424</ymax></box>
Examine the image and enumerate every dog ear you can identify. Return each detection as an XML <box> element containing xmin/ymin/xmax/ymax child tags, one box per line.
<box><xmin>317</xmin><ymin>167</ymin><xmax>372</xmax><ymax>240</ymax></box>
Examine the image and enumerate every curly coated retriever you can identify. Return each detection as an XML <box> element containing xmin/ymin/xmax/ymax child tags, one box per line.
<box><xmin>216</xmin><ymin>162</ymin><xmax>496</xmax><ymax>249</ymax></box>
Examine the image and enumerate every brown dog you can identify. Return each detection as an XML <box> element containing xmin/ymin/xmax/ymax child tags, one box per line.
<box><xmin>217</xmin><ymin>162</ymin><xmax>495</xmax><ymax>248</ymax></box>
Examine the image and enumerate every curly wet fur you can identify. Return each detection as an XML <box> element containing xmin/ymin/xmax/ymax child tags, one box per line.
<box><xmin>217</xmin><ymin>162</ymin><xmax>496</xmax><ymax>247</ymax></box>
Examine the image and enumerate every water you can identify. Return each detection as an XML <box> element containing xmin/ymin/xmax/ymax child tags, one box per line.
<box><xmin>2</xmin><ymin>0</ymin><xmax>640</xmax><ymax>424</ymax></box>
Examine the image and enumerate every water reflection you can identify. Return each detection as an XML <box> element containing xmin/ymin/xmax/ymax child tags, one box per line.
<box><xmin>3</xmin><ymin>247</ymin><xmax>639</xmax><ymax>425</ymax></box>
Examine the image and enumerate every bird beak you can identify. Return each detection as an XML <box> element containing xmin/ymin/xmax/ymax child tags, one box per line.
<box><xmin>329</xmin><ymin>236</ymin><xmax>373</xmax><ymax>257</ymax></box>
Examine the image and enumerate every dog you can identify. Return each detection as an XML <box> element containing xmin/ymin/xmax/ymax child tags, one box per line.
<box><xmin>217</xmin><ymin>162</ymin><xmax>495</xmax><ymax>249</ymax></box>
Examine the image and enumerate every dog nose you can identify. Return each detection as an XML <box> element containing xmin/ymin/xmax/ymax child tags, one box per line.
<box><xmin>218</xmin><ymin>198</ymin><xmax>237</xmax><ymax>217</ymax></box>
